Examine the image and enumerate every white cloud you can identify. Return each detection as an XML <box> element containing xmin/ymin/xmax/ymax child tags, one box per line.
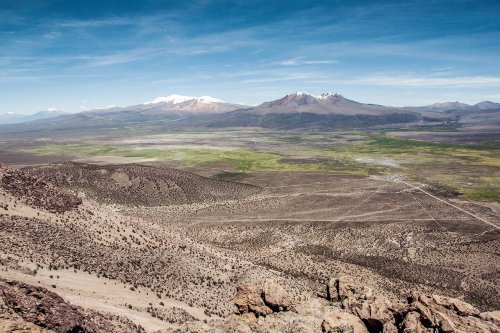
<box><xmin>350</xmin><ymin>75</ymin><xmax>500</xmax><ymax>88</ymax></box>
<box><xmin>279</xmin><ymin>58</ymin><xmax>337</xmax><ymax>66</ymax></box>
<box><xmin>58</xmin><ymin>17</ymin><xmax>133</xmax><ymax>28</ymax></box>
<box><xmin>44</xmin><ymin>32</ymin><xmax>62</xmax><ymax>39</ymax></box>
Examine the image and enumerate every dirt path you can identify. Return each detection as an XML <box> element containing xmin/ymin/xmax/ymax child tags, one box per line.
<box><xmin>399</xmin><ymin>180</ymin><xmax>500</xmax><ymax>230</ymax></box>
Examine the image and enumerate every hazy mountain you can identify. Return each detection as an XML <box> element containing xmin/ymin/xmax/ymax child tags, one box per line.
<box><xmin>0</xmin><ymin>110</ymin><xmax>67</xmax><ymax>125</ymax></box>
<box><xmin>1</xmin><ymin>92</ymin><xmax>498</xmax><ymax>134</ymax></box>
<box><xmin>0</xmin><ymin>94</ymin><xmax>247</xmax><ymax>132</ymax></box>
<box><xmin>143</xmin><ymin>94</ymin><xmax>244</xmax><ymax>113</ymax></box>
<box><xmin>421</xmin><ymin>100</ymin><xmax>500</xmax><ymax>112</ymax></box>
<box><xmin>473</xmin><ymin>101</ymin><xmax>500</xmax><ymax>110</ymax></box>
<box><xmin>68</xmin><ymin>94</ymin><xmax>246</xmax><ymax>123</ymax></box>
<box><xmin>423</xmin><ymin>101</ymin><xmax>472</xmax><ymax>112</ymax></box>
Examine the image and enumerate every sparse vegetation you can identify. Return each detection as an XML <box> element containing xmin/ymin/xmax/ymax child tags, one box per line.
<box><xmin>17</xmin><ymin>130</ymin><xmax>500</xmax><ymax>200</ymax></box>
<box><xmin>1</xmin><ymin>128</ymin><xmax>499</xmax><ymax>332</ymax></box>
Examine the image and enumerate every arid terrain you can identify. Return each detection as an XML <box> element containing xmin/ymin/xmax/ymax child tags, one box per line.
<box><xmin>1</xmin><ymin>155</ymin><xmax>499</xmax><ymax>332</ymax></box>
<box><xmin>2</xmin><ymin>0</ymin><xmax>500</xmax><ymax>331</ymax></box>
<box><xmin>0</xmin><ymin>96</ymin><xmax>499</xmax><ymax>333</ymax></box>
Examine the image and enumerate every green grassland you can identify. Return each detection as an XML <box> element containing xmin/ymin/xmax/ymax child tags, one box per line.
<box><xmin>18</xmin><ymin>130</ymin><xmax>500</xmax><ymax>201</ymax></box>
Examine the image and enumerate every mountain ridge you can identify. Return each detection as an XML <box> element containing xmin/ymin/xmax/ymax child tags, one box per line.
<box><xmin>1</xmin><ymin>92</ymin><xmax>499</xmax><ymax>131</ymax></box>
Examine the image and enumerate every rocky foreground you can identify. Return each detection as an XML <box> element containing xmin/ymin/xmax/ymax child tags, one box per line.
<box><xmin>1</xmin><ymin>162</ymin><xmax>499</xmax><ymax>332</ymax></box>
<box><xmin>159</xmin><ymin>276</ymin><xmax>500</xmax><ymax>333</ymax></box>
<box><xmin>0</xmin><ymin>279</ymin><xmax>143</xmax><ymax>333</ymax></box>
<box><xmin>0</xmin><ymin>164</ymin><xmax>81</xmax><ymax>213</ymax></box>
<box><xmin>1</xmin><ymin>275</ymin><xmax>499</xmax><ymax>333</ymax></box>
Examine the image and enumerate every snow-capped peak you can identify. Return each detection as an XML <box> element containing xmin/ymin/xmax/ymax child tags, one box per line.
<box><xmin>287</xmin><ymin>92</ymin><xmax>343</xmax><ymax>100</ymax></box>
<box><xmin>145</xmin><ymin>94</ymin><xmax>225</xmax><ymax>105</ymax></box>
<box><xmin>317</xmin><ymin>92</ymin><xmax>341</xmax><ymax>99</ymax></box>
<box><xmin>146</xmin><ymin>94</ymin><xmax>195</xmax><ymax>104</ymax></box>
<box><xmin>197</xmin><ymin>96</ymin><xmax>225</xmax><ymax>103</ymax></box>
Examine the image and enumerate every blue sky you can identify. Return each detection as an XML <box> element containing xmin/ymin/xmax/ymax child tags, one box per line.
<box><xmin>1</xmin><ymin>0</ymin><xmax>500</xmax><ymax>114</ymax></box>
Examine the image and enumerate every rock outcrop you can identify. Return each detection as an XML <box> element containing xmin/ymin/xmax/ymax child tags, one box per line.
<box><xmin>235</xmin><ymin>279</ymin><xmax>291</xmax><ymax>316</ymax></box>
<box><xmin>0</xmin><ymin>164</ymin><xmax>81</xmax><ymax>213</ymax></box>
<box><xmin>0</xmin><ymin>279</ymin><xmax>144</xmax><ymax>333</ymax></box>
<box><xmin>328</xmin><ymin>275</ymin><xmax>500</xmax><ymax>333</ymax></box>
<box><xmin>0</xmin><ymin>279</ymin><xmax>93</xmax><ymax>332</ymax></box>
<box><xmin>162</xmin><ymin>277</ymin><xmax>500</xmax><ymax>333</ymax></box>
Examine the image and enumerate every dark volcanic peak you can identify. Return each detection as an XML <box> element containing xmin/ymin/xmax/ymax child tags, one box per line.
<box><xmin>260</xmin><ymin>92</ymin><xmax>348</xmax><ymax>108</ymax></box>
<box><xmin>252</xmin><ymin>91</ymin><xmax>407</xmax><ymax>116</ymax></box>
<box><xmin>317</xmin><ymin>92</ymin><xmax>347</xmax><ymax>103</ymax></box>
<box><xmin>205</xmin><ymin>91</ymin><xmax>430</xmax><ymax>130</ymax></box>
<box><xmin>260</xmin><ymin>92</ymin><xmax>321</xmax><ymax>108</ymax></box>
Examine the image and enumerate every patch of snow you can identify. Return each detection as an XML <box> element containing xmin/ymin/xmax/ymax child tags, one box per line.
<box><xmin>197</xmin><ymin>96</ymin><xmax>224</xmax><ymax>103</ymax></box>
<box><xmin>146</xmin><ymin>94</ymin><xmax>195</xmax><ymax>104</ymax></box>
<box><xmin>145</xmin><ymin>94</ymin><xmax>225</xmax><ymax>105</ymax></box>
<box><xmin>317</xmin><ymin>92</ymin><xmax>341</xmax><ymax>99</ymax></box>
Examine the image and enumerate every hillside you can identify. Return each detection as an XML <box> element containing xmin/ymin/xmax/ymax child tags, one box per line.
<box><xmin>1</xmin><ymin>162</ymin><xmax>499</xmax><ymax>332</ymax></box>
<box><xmin>26</xmin><ymin>162</ymin><xmax>261</xmax><ymax>206</ymax></box>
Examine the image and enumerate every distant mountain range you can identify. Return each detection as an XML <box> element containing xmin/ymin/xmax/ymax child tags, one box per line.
<box><xmin>60</xmin><ymin>95</ymin><xmax>245</xmax><ymax>125</ymax></box>
<box><xmin>1</xmin><ymin>93</ymin><xmax>499</xmax><ymax>131</ymax></box>
<box><xmin>418</xmin><ymin>100</ymin><xmax>500</xmax><ymax>112</ymax></box>
<box><xmin>0</xmin><ymin>110</ymin><xmax>67</xmax><ymax>125</ymax></box>
<box><xmin>0</xmin><ymin>95</ymin><xmax>243</xmax><ymax>126</ymax></box>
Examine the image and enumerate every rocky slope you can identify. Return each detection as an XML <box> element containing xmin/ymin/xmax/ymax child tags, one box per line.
<box><xmin>0</xmin><ymin>164</ymin><xmax>81</xmax><ymax>213</ymax></box>
<box><xmin>26</xmin><ymin>163</ymin><xmax>260</xmax><ymax>206</ymax></box>
<box><xmin>0</xmin><ymin>162</ymin><xmax>498</xmax><ymax>332</ymax></box>
<box><xmin>3</xmin><ymin>274</ymin><xmax>498</xmax><ymax>333</ymax></box>
<box><xmin>164</xmin><ymin>277</ymin><xmax>500</xmax><ymax>333</ymax></box>
<box><xmin>0</xmin><ymin>278</ymin><xmax>144</xmax><ymax>333</ymax></box>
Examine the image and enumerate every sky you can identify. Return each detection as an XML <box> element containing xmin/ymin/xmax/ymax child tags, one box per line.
<box><xmin>1</xmin><ymin>0</ymin><xmax>500</xmax><ymax>114</ymax></box>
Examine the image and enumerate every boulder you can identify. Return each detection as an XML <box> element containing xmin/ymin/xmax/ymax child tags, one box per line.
<box><xmin>262</xmin><ymin>279</ymin><xmax>291</xmax><ymax>311</ymax></box>
<box><xmin>407</xmin><ymin>292</ymin><xmax>498</xmax><ymax>333</ymax></box>
<box><xmin>480</xmin><ymin>311</ymin><xmax>500</xmax><ymax>326</ymax></box>
<box><xmin>400</xmin><ymin>311</ymin><xmax>433</xmax><ymax>333</ymax></box>
<box><xmin>328</xmin><ymin>276</ymin><xmax>373</xmax><ymax>302</ymax></box>
<box><xmin>235</xmin><ymin>283</ymin><xmax>272</xmax><ymax>316</ymax></box>
<box><xmin>349</xmin><ymin>296</ymin><xmax>396</xmax><ymax>333</ymax></box>
<box><xmin>322</xmin><ymin>309</ymin><xmax>369</xmax><ymax>333</ymax></box>
<box><xmin>430</xmin><ymin>294</ymin><xmax>480</xmax><ymax>316</ymax></box>
<box><xmin>235</xmin><ymin>279</ymin><xmax>292</xmax><ymax>317</ymax></box>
